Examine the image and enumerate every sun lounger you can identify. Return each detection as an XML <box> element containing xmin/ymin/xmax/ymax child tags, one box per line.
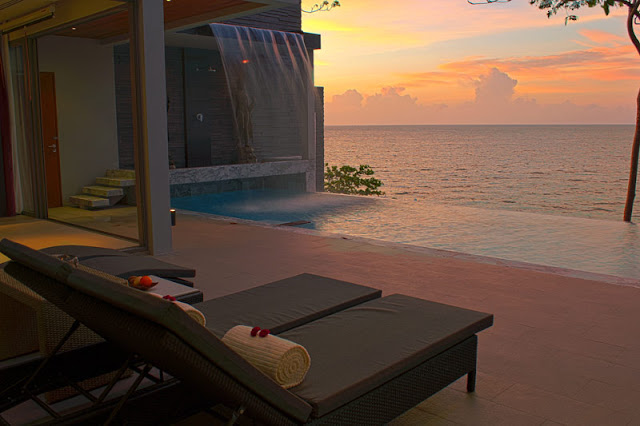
<box><xmin>0</xmin><ymin>243</ymin><xmax>383</xmax><ymax>418</ymax></box>
<box><xmin>40</xmin><ymin>244</ymin><xmax>196</xmax><ymax>285</ymax></box>
<box><xmin>0</xmin><ymin>238</ymin><xmax>493</xmax><ymax>425</ymax></box>
<box><xmin>0</xmin><ymin>244</ymin><xmax>201</xmax><ymax>362</ymax></box>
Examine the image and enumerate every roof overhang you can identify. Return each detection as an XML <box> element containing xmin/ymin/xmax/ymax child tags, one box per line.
<box><xmin>0</xmin><ymin>0</ymin><xmax>298</xmax><ymax>41</ymax></box>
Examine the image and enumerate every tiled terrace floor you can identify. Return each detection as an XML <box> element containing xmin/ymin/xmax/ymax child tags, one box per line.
<box><xmin>2</xmin><ymin>212</ymin><xmax>640</xmax><ymax>425</ymax></box>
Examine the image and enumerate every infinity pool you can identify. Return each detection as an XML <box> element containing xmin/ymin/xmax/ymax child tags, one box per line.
<box><xmin>171</xmin><ymin>190</ymin><xmax>640</xmax><ymax>285</ymax></box>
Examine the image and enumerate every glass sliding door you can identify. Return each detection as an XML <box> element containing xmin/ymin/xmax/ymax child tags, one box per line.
<box><xmin>34</xmin><ymin>8</ymin><xmax>140</xmax><ymax>243</ymax></box>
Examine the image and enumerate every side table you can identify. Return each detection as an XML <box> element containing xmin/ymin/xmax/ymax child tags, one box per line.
<box><xmin>146</xmin><ymin>275</ymin><xmax>203</xmax><ymax>304</ymax></box>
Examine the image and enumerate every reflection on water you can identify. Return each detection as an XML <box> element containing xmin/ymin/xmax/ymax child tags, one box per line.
<box><xmin>172</xmin><ymin>190</ymin><xmax>640</xmax><ymax>283</ymax></box>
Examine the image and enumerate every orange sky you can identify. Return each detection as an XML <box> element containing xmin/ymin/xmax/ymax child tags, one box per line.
<box><xmin>301</xmin><ymin>1</ymin><xmax>639</xmax><ymax>124</ymax></box>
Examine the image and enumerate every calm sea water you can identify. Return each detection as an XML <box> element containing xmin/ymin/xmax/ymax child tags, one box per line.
<box><xmin>325</xmin><ymin>125</ymin><xmax>635</xmax><ymax>220</ymax></box>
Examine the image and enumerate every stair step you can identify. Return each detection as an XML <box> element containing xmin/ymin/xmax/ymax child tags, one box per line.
<box><xmin>69</xmin><ymin>195</ymin><xmax>110</xmax><ymax>209</ymax></box>
<box><xmin>106</xmin><ymin>169</ymin><xmax>135</xmax><ymax>179</ymax></box>
<box><xmin>96</xmin><ymin>176</ymin><xmax>135</xmax><ymax>187</ymax></box>
<box><xmin>82</xmin><ymin>186</ymin><xmax>124</xmax><ymax>197</ymax></box>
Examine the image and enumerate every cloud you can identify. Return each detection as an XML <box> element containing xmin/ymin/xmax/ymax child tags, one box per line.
<box><xmin>325</xmin><ymin>68</ymin><xmax>633</xmax><ymax>125</ymax></box>
<box><xmin>474</xmin><ymin>68</ymin><xmax>517</xmax><ymax>105</ymax></box>
<box><xmin>330</xmin><ymin>89</ymin><xmax>364</xmax><ymax>110</ymax></box>
<box><xmin>326</xmin><ymin>86</ymin><xmax>448</xmax><ymax>125</ymax></box>
<box><xmin>394</xmin><ymin>30</ymin><xmax>638</xmax><ymax>95</ymax></box>
<box><xmin>578</xmin><ymin>29</ymin><xmax>627</xmax><ymax>47</ymax></box>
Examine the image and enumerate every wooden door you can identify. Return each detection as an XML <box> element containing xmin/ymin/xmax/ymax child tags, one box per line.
<box><xmin>39</xmin><ymin>72</ymin><xmax>62</xmax><ymax>208</ymax></box>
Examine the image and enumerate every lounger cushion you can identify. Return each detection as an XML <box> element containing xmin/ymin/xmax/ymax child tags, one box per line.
<box><xmin>81</xmin><ymin>255</ymin><xmax>195</xmax><ymax>279</ymax></box>
<box><xmin>196</xmin><ymin>274</ymin><xmax>382</xmax><ymax>337</ymax></box>
<box><xmin>281</xmin><ymin>294</ymin><xmax>494</xmax><ymax>417</ymax></box>
<box><xmin>40</xmin><ymin>245</ymin><xmax>131</xmax><ymax>260</ymax></box>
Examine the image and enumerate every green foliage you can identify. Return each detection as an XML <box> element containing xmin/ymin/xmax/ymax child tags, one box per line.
<box><xmin>529</xmin><ymin>0</ymin><xmax>624</xmax><ymax>22</ymax></box>
<box><xmin>324</xmin><ymin>164</ymin><xmax>384</xmax><ymax>196</ymax></box>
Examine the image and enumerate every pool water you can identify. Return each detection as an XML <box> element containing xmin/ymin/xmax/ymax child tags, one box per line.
<box><xmin>171</xmin><ymin>190</ymin><xmax>640</xmax><ymax>284</ymax></box>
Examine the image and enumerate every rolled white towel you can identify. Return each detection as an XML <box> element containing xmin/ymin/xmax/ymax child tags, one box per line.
<box><xmin>147</xmin><ymin>293</ymin><xmax>206</xmax><ymax>326</ymax></box>
<box><xmin>173</xmin><ymin>300</ymin><xmax>206</xmax><ymax>326</ymax></box>
<box><xmin>222</xmin><ymin>325</ymin><xmax>310</xmax><ymax>389</ymax></box>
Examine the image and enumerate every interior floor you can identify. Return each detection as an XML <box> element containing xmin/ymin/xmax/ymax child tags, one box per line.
<box><xmin>47</xmin><ymin>205</ymin><xmax>139</xmax><ymax>242</ymax></box>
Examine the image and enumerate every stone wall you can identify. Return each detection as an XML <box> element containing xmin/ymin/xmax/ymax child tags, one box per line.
<box><xmin>166</xmin><ymin>46</ymin><xmax>187</xmax><ymax>168</ymax></box>
<box><xmin>315</xmin><ymin>87</ymin><xmax>325</xmax><ymax>192</ymax></box>
<box><xmin>114</xmin><ymin>4</ymin><xmax>305</xmax><ymax>170</ymax></box>
<box><xmin>113</xmin><ymin>45</ymin><xmax>133</xmax><ymax>169</ymax></box>
<box><xmin>170</xmin><ymin>161</ymin><xmax>309</xmax><ymax>197</ymax></box>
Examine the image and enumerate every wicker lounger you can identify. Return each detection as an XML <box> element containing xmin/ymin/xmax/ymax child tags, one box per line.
<box><xmin>0</xmin><ymin>250</ymin><xmax>382</xmax><ymax>420</ymax></box>
<box><xmin>0</xmin><ymin>244</ymin><xmax>199</xmax><ymax>362</ymax></box>
<box><xmin>0</xmin><ymin>239</ymin><xmax>493</xmax><ymax>425</ymax></box>
<box><xmin>40</xmin><ymin>244</ymin><xmax>196</xmax><ymax>284</ymax></box>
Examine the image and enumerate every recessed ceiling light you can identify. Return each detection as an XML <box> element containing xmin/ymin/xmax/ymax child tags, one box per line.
<box><xmin>71</xmin><ymin>27</ymin><xmax>77</xmax><ymax>30</ymax></box>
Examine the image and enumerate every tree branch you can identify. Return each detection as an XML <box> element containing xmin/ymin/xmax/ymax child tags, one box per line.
<box><xmin>627</xmin><ymin>0</ymin><xmax>640</xmax><ymax>55</ymax></box>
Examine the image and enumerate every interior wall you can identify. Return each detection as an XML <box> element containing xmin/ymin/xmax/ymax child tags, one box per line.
<box><xmin>37</xmin><ymin>35</ymin><xmax>119</xmax><ymax>203</ymax></box>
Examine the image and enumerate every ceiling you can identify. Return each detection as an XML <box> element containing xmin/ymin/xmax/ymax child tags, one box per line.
<box><xmin>55</xmin><ymin>0</ymin><xmax>264</xmax><ymax>41</ymax></box>
<box><xmin>0</xmin><ymin>0</ymin><xmax>57</xmax><ymax>23</ymax></box>
<box><xmin>1</xmin><ymin>0</ymin><xmax>277</xmax><ymax>41</ymax></box>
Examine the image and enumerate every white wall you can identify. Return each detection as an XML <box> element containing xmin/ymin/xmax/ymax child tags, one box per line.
<box><xmin>38</xmin><ymin>35</ymin><xmax>119</xmax><ymax>203</ymax></box>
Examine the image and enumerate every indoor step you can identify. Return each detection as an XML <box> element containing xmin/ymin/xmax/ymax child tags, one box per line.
<box><xmin>95</xmin><ymin>176</ymin><xmax>135</xmax><ymax>187</ymax></box>
<box><xmin>82</xmin><ymin>186</ymin><xmax>124</xmax><ymax>206</ymax></box>
<box><xmin>106</xmin><ymin>169</ymin><xmax>135</xmax><ymax>179</ymax></box>
<box><xmin>69</xmin><ymin>195</ymin><xmax>110</xmax><ymax>209</ymax></box>
<box><xmin>82</xmin><ymin>186</ymin><xmax>124</xmax><ymax>197</ymax></box>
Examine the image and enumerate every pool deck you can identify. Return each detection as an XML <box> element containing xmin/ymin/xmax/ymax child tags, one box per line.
<box><xmin>2</xmin><ymin>213</ymin><xmax>640</xmax><ymax>425</ymax></box>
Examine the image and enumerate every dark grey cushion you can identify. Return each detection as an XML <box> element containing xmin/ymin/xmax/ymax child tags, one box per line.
<box><xmin>40</xmin><ymin>245</ymin><xmax>130</xmax><ymax>260</ymax></box>
<box><xmin>196</xmin><ymin>274</ymin><xmax>382</xmax><ymax>337</ymax></box>
<box><xmin>282</xmin><ymin>294</ymin><xmax>494</xmax><ymax>417</ymax></box>
<box><xmin>81</xmin><ymin>255</ymin><xmax>196</xmax><ymax>279</ymax></box>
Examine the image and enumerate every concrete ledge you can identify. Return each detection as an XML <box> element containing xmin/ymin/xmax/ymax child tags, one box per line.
<box><xmin>169</xmin><ymin>160</ymin><xmax>311</xmax><ymax>186</ymax></box>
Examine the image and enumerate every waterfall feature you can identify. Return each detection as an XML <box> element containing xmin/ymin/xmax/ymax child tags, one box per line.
<box><xmin>210</xmin><ymin>23</ymin><xmax>314</xmax><ymax>164</ymax></box>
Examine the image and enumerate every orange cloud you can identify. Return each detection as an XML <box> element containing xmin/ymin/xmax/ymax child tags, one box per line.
<box><xmin>325</xmin><ymin>68</ymin><xmax>634</xmax><ymax>125</ymax></box>
<box><xmin>393</xmin><ymin>40</ymin><xmax>638</xmax><ymax>103</ymax></box>
<box><xmin>578</xmin><ymin>29</ymin><xmax>627</xmax><ymax>46</ymax></box>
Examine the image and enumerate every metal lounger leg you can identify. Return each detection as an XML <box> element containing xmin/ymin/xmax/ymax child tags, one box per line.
<box><xmin>467</xmin><ymin>369</ymin><xmax>476</xmax><ymax>392</ymax></box>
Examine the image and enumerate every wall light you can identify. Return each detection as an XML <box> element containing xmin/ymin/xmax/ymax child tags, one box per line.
<box><xmin>170</xmin><ymin>209</ymin><xmax>176</xmax><ymax>226</ymax></box>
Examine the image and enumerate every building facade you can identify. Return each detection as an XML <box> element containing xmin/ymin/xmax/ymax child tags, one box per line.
<box><xmin>0</xmin><ymin>0</ymin><xmax>322</xmax><ymax>254</ymax></box>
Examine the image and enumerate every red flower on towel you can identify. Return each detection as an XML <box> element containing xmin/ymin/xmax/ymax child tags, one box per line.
<box><xmin>163</xmin><ymin>295</ymin><xmax>177</xmax><ymax>301</ymax></box>
<box><xmin>250</xmin><ymin>327</ymin><xmax>270</xmax><ymax>337</ymax></box>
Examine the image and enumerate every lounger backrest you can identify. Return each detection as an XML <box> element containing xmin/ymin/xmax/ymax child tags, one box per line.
<box><xmin>0</xmin><ymin>239</ymin><xmax>312</xmax><ymax>424</ymax></box>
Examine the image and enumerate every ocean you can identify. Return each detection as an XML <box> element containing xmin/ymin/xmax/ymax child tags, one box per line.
<box><xmin>324</xmin><ymin>125</ymin><xmax>635</xmax><ymax>221</ymax></box>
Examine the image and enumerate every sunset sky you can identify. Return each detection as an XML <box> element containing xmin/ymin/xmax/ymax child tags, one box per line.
<box><xmin>301</xmin><ymin>0</ymin><xmax>639</xmax><ymax>125</ymax></box>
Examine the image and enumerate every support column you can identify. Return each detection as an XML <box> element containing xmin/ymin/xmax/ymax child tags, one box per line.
<box><xmin>305</xmin><ymin>85</ymin><xmax>316</xmax><ymax>192</ymax></box>
<box><xmin>130</xmin><ymin>0</ymin><xmax>172</xmax><ymax>254</ymax></box>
